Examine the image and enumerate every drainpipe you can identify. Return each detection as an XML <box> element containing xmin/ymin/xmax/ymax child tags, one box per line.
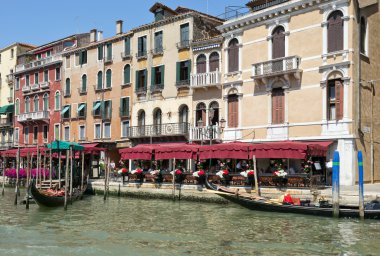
<box><xmin>370</xmin><ymin>81</ymin><xmax>374</xmax><ymax>183</ymax></box>
<box><xmin>355</xmin><ymin>0</ymin><xmax>362</xmax><ymax>183</ymax></box>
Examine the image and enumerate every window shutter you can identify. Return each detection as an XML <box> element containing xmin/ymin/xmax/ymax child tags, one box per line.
<box><xmin>120</xmin><ymin>98</ymin><xmax>124</xmax><ymax>116</ymax></box>
<box><xmin>135</xmin><ymin>71</ymin><xmax>139</xmax><ymax>89</ymax></box>
<box><xmin>98</xmin><ymin>45</ymin><xmax>103</xmax><ymax>60</ymax></box>
<box><xmin>124</xmin><ymin>65</ymin><xmax>130</xmax><ymax>84</ymax></box>
<box><xmin>335</xmin><ymin>80</ymin><xmax>344</xmax><ymax>120</ymax></box>
<box><xmin>109</xmin><ymin>101</ymin><xmax>112</xmax><ymax>119</ymax></box>
<box><xmin>187</xmin><ymin>60</ymin><xmax>191</xmax><ymax>81</ymax></box>
<box><xmin>107</xmin><ymin>43</ymin><xmax>112</xmax><ymax>59</ymax></box>
<box><xmin>125</xmin><ymin>97</ymin><xmax>130</xmax><ymax>117</ymax></box>
<box><xmin>328</xmin><ymin>12</ymin><xmax>343</xmax><ymax>53</ymax></box>
<box><xmin>106</xmin><ymin>70</ymin><xmax>111</xmax><ymax>88</ymax></box>
<box><xmin>151</xmin><ymin>67</ymin><xmax>155</xmax><ymax>86</ymax></box>
<box><xmin>176</xmin><ymin>62</ymin><xmax>180</xmax><ymax>82</ymax></box>
<box><xmin>228</xmin><ymin>95</ymin><xmax>238</xmax><ymax>128</ymax></box>
<box><xmin>209</xmin><ymin>53</ymin><xmax>219</xmax><ymax>72</ymax></box>
<box><xmin>125</xmin><ymin>38</ymin><xmax>130</xmax><ymax>55</ymax></box>
<box><xmin>160</xmin><ymin>65</ymin><xmax>165</xmax><ymax>85</ymax></box>
<box><xmin>272</xmin><ymin>27</ymin><xmax>285</xmax><ymax>59</ymax></box>
<box><xmin>97</xmin><ymin>72</ymin><xmax>102</xmax><ymax>89</ymax></box>
<box><xmin>93</xmin><ymin>101</ymin><xmax>96</xmax><ymax>116</ymax></box>
<box><xmin>143</xmin><ymin>69</ymin><xmax>147</xmax><ymax>89</ymax></box>
<box><xmin>79</xmin><ymin>52</ymin><xmax>83</xmax><ymax>65</ymax></box>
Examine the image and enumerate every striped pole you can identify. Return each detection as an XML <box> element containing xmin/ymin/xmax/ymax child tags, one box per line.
<box><xmin>358</xmin><ymin>151</ymin><xmax>364</xmax><ymax>219</ymax></box>
<box><xmin>332</xmin><ymin>151</ymin><xmax>340</xmax><ymax>218</ymax></box>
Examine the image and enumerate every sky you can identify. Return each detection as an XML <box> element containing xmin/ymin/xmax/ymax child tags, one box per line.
<box><xmin>0</xmin><ymin>0</ymin><xmax>248</xmax><ymax>49</ymax></box>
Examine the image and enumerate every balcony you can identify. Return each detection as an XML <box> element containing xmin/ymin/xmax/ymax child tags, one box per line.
<box><xmin>17</xmin><ymin>111</ymin><xmax>49</xmax><ymax>123</ymax></box>
<box><xmin>176</xmin><ymin>79</ymin><xmax>190</xmax><ymax>88</ymax></box>
<box><xmin>191</xmin><ymin>71</ymin><xmax>222</xmax><ymax>89</ymax></box>
<box><xmin>189</xmin><ymin>125</ymin><xmax>221</xmax><ymax>142</ymax></box>
<box><xmin>152</xmin><ymin>47</ymin><xmax>164</xmax><ymax>56</ymax></box>
<box><xmin>0</xmin><ymin>141</ymin><xmax>13</xmax><ymax>149</ymax></box>
<box><xmin>6</xmin><ymin>74</ymin><xmax>13</xmax><ymax>85</ymax></box>
<box><xmin>0</xmin><ymin>119</ymin><xmax>12</xmax><ymax>127</ymax></box>
<box><xmin>150</xmin><ymin>83</ymin><xmax>164</xmax><ymax>93</ymax></box>
<box><xmin>135</xmin><ymin>86</ymin><xmax>147</xmax><ymax>95</ymax></box>
<box><xmin>40</xmin><ymin>82</ymin><xmax>50</xmax><ymax>89</ymax></box>
<box><xmin>15</xmin><ymin>55</ymin><xmax>62</xmax><ymax>73</ymax></box>
<box><xmin>121</xmin><ymin>51</ymin><xmax>132</xmax><ymax>60</ymax></box>
<box><xmin>104</xmin><ymin>55</ymin><xmax>113</xmax><ymax>64</ymax></box>
<box><xmin>7</xmin><ymin>97</ymin><xmax>13</xmax><ymax>103</ymax></box>
<box><xmin>136</xmin><ymin>51</ymin><xmax>147</xmax><ymax>60</ymax></box>
<box><xmin>247</xmin><ymin>0</ymin><xmax>290</xmax><ymax>12</ymax></box>
<box><xmin>31</xmin><ymin>83</ymin><xmax>40</xmax><ymax>90</ymax></box>
<box><xmin>125</xmin><ymin>123</ymin><xmax>189</xmax><ymax>139</ymax></box>
<box><xmin>251</xmin><ymin>56</ymin><xmax>302</xmax><ymax>85</ymax></box>
<box><xmin>176</xmin><ymin>40</ymin><xmax>191</xmax><ymax>50</ymax></box>
<box><xmin>22</xmin><ymin>85</ymin><xmax>31</xmax><ymax>93</ymax></box>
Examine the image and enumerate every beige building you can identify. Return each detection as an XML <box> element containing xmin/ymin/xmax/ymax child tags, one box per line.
<box><xmin>0</xmin><ymin>43</ymin><xmax>34</xmax><ymax>150</ymax></box>
<box><xmin>217</xmin><ymin>0</ymin><xmax>380</xmax><ymax>185</ymax></box>
<box><xmin>127</xmin><ymin>3</ymin><xmax>223</xmax><ymax>145</ymax></box>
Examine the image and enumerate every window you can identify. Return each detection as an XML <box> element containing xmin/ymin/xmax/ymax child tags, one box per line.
<box><xmin>327</xmin><ymin>79</ymin><xmax>343</xmax><ymax>120</ymax></box>
<box><xmin>93</xmin><ymin>101</ymin><xmax>101</xmax><ymax>117</ymax></box>
<box><xmin>179</xmin><ymin>105</ymin><xmax>189</xmax><ymax>124</ymax></box>
<box><xmin>94</xmin><ymin>124</ymin><xmax>101</xmax><ymax>139</ymax></box>
<box><xmin>24</xmin><ymin>127</ymin><xmax>29</xmax><ymax>144</ymax></box>
<box><xmin>121</xmin><ymin>121</ymin><xmax>129</xmax><ymax>137</ymax></box>
<box><xmin>137</xmin><ymin>36</ymin><xmax>147</xmax><ymax>57</ymax></box>
<box><xmin>44</xmin><ymin>70</ymin><xmax>49</xmax><ymax>82</ymax></box>
<box><xmin>15</xmin><ymin>128</ymin><xmax>19</xmax><ymax>144</ymax></box>
<box><xmin>43</xmin><ymin>125</ymin><xmax>48</xmax><ymax>142</ymax></box>
<box><xmin>43</xmin><ymin>94</ymin><xmax>49</xmax><ymax>111</ymax></box>
<box><xmin>55</xmin><ymin>67</ymin><xmax>61</xmax><ymax>80</ymax></box>
<box><xmin>76</xmin><ymin>50</ymin><xmax>87</xmax><ymax>65</ymax></box>
<box><xmin>103</xmin><ymin>100</ymin><xmax>112</xmax><ymax>119</ymax></box>
<box><xmin>180</xmin><ymin>23</ymin><xmax>190</xmax><ymax>47</ymax></box>
<box><xmin>106</xmin><ymin>43</ymin><xmax>112</xmax><ymax>62</ymax></box>
<box><xmin>65</xmin><ymin>78</ymin><xmax>71</xmax><ymax>96</ymax></box>
<box><xmin>196</xmin><ymin>103</ymin><xmax>206</xmax><ymax>127</ymax></box>
<box><xmin>228</xmin><ymin>95</ymin><xmax>239</xmax><ymax>128</ymax></box>
<box><xmin>37</xmin><ymin>53</ymin><xmax>42</xmax><ymax>60</ymax></box>
<box><xmin>124</xmin><ymin>37</ymin><xmax>131</xmax><ymax>56</ymax></box>
<box><xmin>176</xmin><ymin>60</ymin><xmax>191</xmax><ymax>86</ymax></box>
<box><xmin>25</xmin><ymin>97</ymin><xmax>30</xmax><ymax>113</ymax></box>
<box><xmin>66</xmin><ymin>56</ymin><xmax>71</xmax><ymax>68</ymax></box>
<box><xmin>16</xmin><ymin>77</ymin><xmax>20</xmax><ymax>90</ymax></box>
<box><xmin>98</xmin><ymin>45</ymin><xmax>103</xmax><ymax>60</ymax></box>
<box><xmin>120</xmin><ymin>97</ymin><xmax>130</xmax><ymax>117</ymax></box>
<box><xmin>209</xmin><ymin>101</ymin><xmax>219</xmax><ymax>125</ymax></box>
<box><xmin>34</xmin><ymin>73</ymin><xmax>39</xmax><ymax>84</ymax></box>
<box><xmin>154</xmin><ymin>31</ymin><xmax>163</xmax><ymax>53</ymax></box>
<box><xmin>61</xmin><ymin>105</ymin><xmax>71</xmax><ymax>119</ymax></box>
<box><xmin>33</xmin><ymin>126</ymin><xmax>38</xmax><ymax>143</ymax></box>
<box><xmin>123</xmin><ymin>65</ymin><xmax>131</xmax><ymax>85</ymax></box>
<box><xmin>64</xmin><ymin>126</ymin><xmax>70</xmax><ymax>141</ymax></box>
<box><xmin>77</xmin><ymin>103</ymin><xmax>86</xmax><ymax>118</ymax></box>
<box><xmin>103</xmin><ymin>123</ymin><xmax>111</xmax><ymax>138</ymax></box>
<box><xmin>55</xmin><ymin>91</ymin><xmax>61</xmax><ymax>110</ymax></box>
<box><xmin>360</xmin><ymin>17</ymin><xmax>367</xmax><ymax>55</ymax></box>
<box><xmin>271</xmin><ymin>88</ymin><xmax>285</xmax><ymax>124</ymax></box>
<box><xmin>26</xmin><ymin>74</ymin><xmax>30</xmax><ymax>86</ymax></box>
<box><xmin>106</xmin><ymin>69</ymin><xmax>112</xmax><ymax>88</ymax></box>
<box><xmin>209</xmin><ymin>52</ymin><xmax>220</xmax><ymax>72</ymax></box>
<box><xmin>15</xmin><ymin>99</ymin><xmax>20</xmax><ymax>115</ymax></box>
<box><xmin>196</xmin><ymin>54</ymin><xmax>206</xmax><ymax>74</ymax></box>
<box><xmin>54</xmin><ymin>124</ymin><xmax>60</xmax><ymax>140</ymax></box>
<box><xmin>135</xmin><ymin>69</ymin><xmax>147</xmax><ymax>92</ymax></box>
<box><xmin>138</xmin><ymin>110</ymin><xmax>145</xmax><ymax>135</ymax></box>
<box><xmin>11</xmin><ymin>49</ymin><xmax>14</xmax><ymax>58</ymax></box>
<box><xmin>81</xmin><ymin>74</ymin><xmax>87</xmax><ymax>93</ymax></box>
<box><xmin>0</xmin><ymin>54</ymin><xmax>1</xmax><ymax>63</ymax></box>
<box><xmin>272</xmin><ymin>26</ymin><xmax>285</xmax><ymax>59</ymax></box>
<box><xmin>79</xmin><ymin>125</ymin><xmax>86</xmax><ymax>140</ymax></box>
<box><xmin>151</xmin><ymin>65</ymin><xmax>164</xmax><ymax>90</ymax></box>
<box><xmin>46</xmin><ymin>50</ymin><xmax>51</xmax><ymax>57</ymax></box>
<box><xmin>327</xmin><ymin>11</ymin><xmax>344</xmax><ymax>53</ymax></box>
<box><xmin>153</xmin><ymin>108</ymin><xmax>162</xmax><ymax>134</ymax></box>
<box><xmin>228</xmin><ymin>39</ymin><xmax>239</xmax><ymax>73</ymax></box>
<box><xmin>33</xmin><ymin>95</ymin><xmax>39</xmax><ymax>112</ymax></box>
<box><xmin>97</xmin><ymin>71</ymin><xmax>103</xmax><ymax>90</ymax></box>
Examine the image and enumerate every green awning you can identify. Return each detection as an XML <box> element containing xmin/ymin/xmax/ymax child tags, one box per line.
<box><xmin>93</xmin><ymin>102</ymin><xmax>101</xmax><ymax>111</ymax></box>
<box><xmin>77</xmin><ymin>103</ymin><xmax>86</xmax><ymax>112</ymax></box>
<box><xmin>47</xmin><ymin>140</ymin><xmax>84</xmax><ymax>151</ymax></box>
<box><xmin>61</xmin><ymin>105</ymin><xmax>70</xmax><ymax>116</ymax></box>
<box><xmin>0</xmin><ymin>104</ymin><xmax>14</xmax><ymax>115</ymax></box>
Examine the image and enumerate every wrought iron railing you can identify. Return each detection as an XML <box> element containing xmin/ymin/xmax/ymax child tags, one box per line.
<box><xmin>190</xmin><ymin>125</ymin><xmax>221</xmax><ymax>141</ymax></box>
<box><xmin>252</xmin><ymin>56</ymin><xmax>301</xmax><ymax>77</ymax></box>
<box><xmin>125</xmin><ymin>123</ymin><xmax>190</xmax><ymax>138</ymax></box>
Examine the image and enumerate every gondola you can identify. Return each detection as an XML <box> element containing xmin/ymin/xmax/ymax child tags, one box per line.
<box><xmin>30</xmin><ymin>180</ymin><xmax>86</xmax><ymax>207</ymax></box>
<box><xmin>205</xmin><ymin>180</ymin><xmax>380</xmax><ymax>219</ymax></box>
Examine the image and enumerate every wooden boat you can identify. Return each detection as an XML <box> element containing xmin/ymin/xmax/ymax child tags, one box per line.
<box><xmin>30</xmin><ymin>180</ymin><xmax>86</xmax><ymax>207</ymax></box>
<box><xmin>205</xmin><ymin>180</ymin><xmax>380</xmax><ymax>219</ymax></box>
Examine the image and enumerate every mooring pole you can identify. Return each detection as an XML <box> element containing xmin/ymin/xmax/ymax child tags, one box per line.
<box><xmin>14</xmin><ymin>146</ymin><xmax>20</xmax><ymax>205</ymax></box>
<box><xmin>81</xmin><ymin>152</ymin><xmax>85</xmax><ymax>191</ymax></box>
<box><xmin>2</xmin><ymin>156</ymin><xmax>6</xmax><ymax>196</ymax></box>
<box><xmin>332</xmin><ymin>151</ymin><xmax>340</xmax><ymax>218</ymax></box>
<box><xmin>70</xmin><ymin>146</ymin><xmax>73</xmax><ymax>204</ymax></box>
<box><xmin>253</xmin><ymin>155</ymin><xmax>260</xmax><ymax>197</ymax></box>
<box><xmin>49</xmin><ymin>148</ymin><xmax>53</xmax><ymax>188</ymax></box>
<box><xmin>64</xmin><ymin>149</ymin><xmax>69</xmax><ymax>210</ymax></box>
<box><xmin>358</xmin><ymin>151</ymin><xmax>365</xmax><ymax>219</ymax></box>
<box><xmin>172</xmin><ymin>158</ymin><xmax>176</xmax><ymax>201</ymax></box>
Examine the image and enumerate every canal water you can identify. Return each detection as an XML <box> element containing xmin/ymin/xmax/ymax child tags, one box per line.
<box><xmin>1</xmin><ymin>189</ymin><xmax>380</xmax><ymax>256</ymax></box>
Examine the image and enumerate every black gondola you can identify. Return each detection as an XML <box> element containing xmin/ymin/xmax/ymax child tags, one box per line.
<box><xmin>205</xmin><ymin>179</ymin><xmax>380</xmax><ymax>219</ymax></box>
<box><xmin>30</xmin><ymin>180</ymin><xmax>86</xmax><ymax>207</ymax></box>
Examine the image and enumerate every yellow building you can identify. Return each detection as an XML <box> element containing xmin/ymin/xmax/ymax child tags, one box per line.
<box><xmin>217</xmin><ymin>0</ymin><xmax>380</xmax><ymax>184</ymax></box>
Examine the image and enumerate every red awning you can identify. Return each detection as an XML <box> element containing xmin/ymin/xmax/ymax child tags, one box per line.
<box><xmin>155</xmin><ymin>143</ymin><xmax>199</xmax><ymax>160</ymax></box>
<box><xmin>0</xmin><ymin>147</ymin><xmax>48</xmax><ymax>157</ymax></box>
<box><xmin>119</xmin><ymin>144</ymin><xmax>156</xmax><ymax>160</ymax></box>
<box><xmin>82</xmin><ymin>143</ymin><xmax>106</xmax><ymax>154</ymax></box>
<box><xmin>199</xmin><ymin>142</ymin><xmax>250</xmax><ymax>160</ymax></box>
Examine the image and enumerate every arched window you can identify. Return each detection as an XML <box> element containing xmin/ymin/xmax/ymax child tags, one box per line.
<box><xmin>15</xmin><ymin>99</ymin><xmax>20</xmax><ymax>115</ymax></box>
<box><xmin>43</xmin><ymin>93</ymin><xmax>49</xmax><ymax>111</ymax></box>
<box><xmin>271</xmin><ymin>88</ymin><xmax>285</xmax><ymax>124</ymax></box>
<box><xmin>209</xmin><ymin>101</ymin><xmax>219</xmax><ymax>125</ymax></box>
<box><xmin>65</xmin><ymin>78</ymin><xmax>70</xmax><ymax>96</ymax></box>
<box><xmin>360</xmin><ymin>17</ymin><xmax>367</xmax><ymax>54</ymax></box>
<box><xmin>272</xmin><ymin>26</ymin><xmax>285</xmax><ymax>59</ymax></box>
<box><xmin>179</xmin><ymin>105</ymin><xmax>189</xmax><ymax>124</ymax></box>
<box><xmin>123</xmin><ymin>64</ymin><xmax>131</xmax><ymax>84</ymax></box>
<box><xmin>81</xmin><ymin>74</ymin><xmax>87</xmax><ymax>93</ymax></box>
<box><xmin>228</xmin><ymin>39</ymin><xmax>239</xmax><ymax>73</ymax></box>
<box><xmin>33</xmin><ymin>95</ymin><xmax>39</xmax><ymax>112</ymax></box>
<box><xmin>55</xmin><ymin>91</ymin><xmax>61</xmax><ymax>110</ymax></box>
<box><xmin>209</xmin><ymin>52</ymin><xmax>220</xmax><ymax>72</ymax></box>
<box><xmin>327</xmin><ymin>11</ymin><xmax>344</xmax><ymax>53</ymax></box>
<box><xmin>25</xmin><ymin>96</ymin><xmax>30</xmax><ymax>113</ymax></box>
<box><xmin>327</xmin><ymin>78</ymin><xmax>344</xmax><ymax>120</ymax></box>
<box><xmin>196</xmin><ymin>54</ymin><xmax>207</xmax><ymax>74</ymax></box>
<box><xmin>196</xmin><ymin>103</ymin><xmax>206</xmax><ymax>127</ymax></box>
<box><xmin>228</xmin><ymin>95</ymin><xmax>238</xmax><ymax>128</ymax></box>
<box><xmin>106</xmin><ymin>69</ymin><xmax>112</xmax><ymax>88</ymax></box>
<box><xmin>153</xmin><ymin>108</ymin><xmax>162</xmax><ymax>134</ymax></box>
<box><xmin>138</xmin><ymin>110</ymin><xmax>145</xmax><ymax>135</ymax></box>
<box><xmin>97</xmin><ymin>71</ymin><xmax>103</xmax><ymax>90</ymax></box>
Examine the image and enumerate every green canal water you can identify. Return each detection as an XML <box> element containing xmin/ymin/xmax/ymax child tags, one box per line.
<box><xmin>1</xmin><ymin>188</ymin><xmax>380</xmax><ymax>256</ymax></box>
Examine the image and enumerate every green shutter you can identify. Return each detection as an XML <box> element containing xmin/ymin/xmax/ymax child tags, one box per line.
<box><xmin>144</xmin><ymin>69</ymin><xmax>147</xmax><ymax>89</ymax></box>
<box><xmin>98</xmin><ymin>45</ymin><xmax>103</xmax><ymax>60</ymax></box>
<box><xmin>120</xmin><ymin>98</ymin><xmax>124</xmax><ymax>116</ymax></box>
<box><xmin>125</xmin><ymin>97</ymin><xmax>130</xmax><ymax>117</ymax></box>
<box><xmin>106</xmin><ymin>70</ymin><xmax>111</xmax><ymax>88</ymax></box>
<box><xmin>97</xmin><ymin>72</ymin><xmax>102</xmax><ymax>89</ymax></box>
<box><xmin>108</xmin><ymin>101</ymin><xmax>112</xmax><ymax>118</ymax></box>
<box><xmin>135</xmin><ymin>71</ymin><xmax>139</xmax><ymax>90</ymax></box>
<box><xmin>79</xmin><ymin>52</ymin><xmax>82</xmax><ymax>65</ymax></box>
<box><xmin>176</xmin><ymin>62</ymin><xmax>180</xmax><ymax>82</ymax></box>
<box><xmin>124</xmin><ymin>65</ymin><xmax>130</xmax><ymax>84</ymax></box>
<box><xmin>187</xmin><ymin>60</ymin><xmax>191</xmax><ymax>81</ymax></box>
<box><xmin>93</xmin><ymin>101</ymin><xmax>96</xmax><ymax>116</ymax></box>
<box><xmin>160</xmin><ymin>65</ymin><xmax>165</xmax><ymax>85</ymax></box>
<box><xmin>151</xmin><ymin>67</ymin><xmax>155</xmax><ymax>87</ymax></box>
<box><xmin>125</xmin><ymin>38</ymin><xmax>130</xmax><ymax>55</ymax></box>
<box><xmin>107</xmin><ymin>43</ymin><xmax>112</xmax><ymax>60</ymax></box>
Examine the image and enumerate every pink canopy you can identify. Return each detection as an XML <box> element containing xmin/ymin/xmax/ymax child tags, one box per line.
<box><xmin>0</xmin><ymin>147</ymin><xmax>48</xmax><ymax>157</ymax></box>
<box><xmin>198</xmin><ymin>142</ymin><xmax>250</xmax><ymax>160</ymax></box>
<box><xmin>119</xmin><ymin>144</ymin><xmax>157</xmax><ymax>160</ymax></box>
<box><xmin>155</xmin><ymin>143</ymin><xmax>199</xmax><ymax>160</ymax></box>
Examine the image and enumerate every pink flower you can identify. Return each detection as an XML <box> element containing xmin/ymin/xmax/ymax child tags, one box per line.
<box><xmin>135</xmin><ymin>169</ymin><xmax>143</xmax><ymax>174</ymax></box>
<box><xmin>175</xmin><ymin>169</ymin><xmax>182</xmax><ymax>175</ymax></box>
<box><xmin>223</xmin><ymin>170</ymin><xmax>229</xmax><ymax>176</ymax></box>
<box><xmin>198</xmin><ymin>170</ymin><xmax>205</xmax><ymax>176</ymax></box>
<box><xmin>247</xmin><ymin>171</ymin><xmax>254</xmax><ymax>177</ymax></box>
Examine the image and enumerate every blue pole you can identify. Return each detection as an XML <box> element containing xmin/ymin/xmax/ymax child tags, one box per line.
<box><xmin>332</xmin><ymin>151</ymin><xmax>340</xmax><ymax>218</ymax></box>
<box><xmin>358</xmin><ymin>151</ymin><xmax>364</xmax><ymax>219</ymax></box>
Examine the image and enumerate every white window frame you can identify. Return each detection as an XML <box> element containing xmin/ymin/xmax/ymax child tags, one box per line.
<box><xmin>103</xmin><ymin>122</ymin><xmax>111</xmax><ymax>139</ymax></box>
<box><xmin>43</xmin><ymin>125</ymin><xmax>48</xmax><ymax>143</ymax></box>
<box><xmin>14</xmin><ymin>128</ymin><xmax>19</xmax><ymax>144</ymax></box>
<box><xmin>55</xmin><ymin>67</ymin><xmax>61</xmax><ymax>81</ymax></box>
<box><xmin>78</xmin><ymin>125</ymin><xmax>86</xmax><ymax>141</ymax></box>
<box><xmin>121</xmin><ymin>120</ymin><xmax>130</xmax><ymax>138</ymax></box>
<box><xmin>54</xmin><ymin>123</ymin><xmax>61</xmax><ymax>140</ymax></box>
<box><xmin>63</xmin><ymin>126</ymin><xmax>70</xmax><ymax>141</ymax></box>
<box><xmin>94</xmin><ymin>123</ymin><xmax>101</xmax><ymax>139</ymax></box>
<box><xmin>24</xmin><ymin>127</ymin><xmax>29</xmax><ymax>145</ymax></box>
<box><xmin>33</xmin><ymin>126</ymin><xmax>38</xmax><ymax>144</ymax></box>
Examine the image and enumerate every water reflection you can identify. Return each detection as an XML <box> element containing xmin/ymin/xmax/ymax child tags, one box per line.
<box><xmin>1</xmin><ymin>189</ymin><xmax>380</xmax><ymax>255</ymax></box>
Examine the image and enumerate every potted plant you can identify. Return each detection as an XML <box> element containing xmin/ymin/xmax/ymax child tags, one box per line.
<box><xmin>193</xmin><ymin>164</ymin><xmax>206</xmax><ymax>185</ymax></box>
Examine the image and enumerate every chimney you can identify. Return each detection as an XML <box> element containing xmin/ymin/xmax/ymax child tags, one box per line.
<box><xmin>116</xmin><ymin>20</ymin><xmax>123</xmax><ymax>35</ymax></box>
<box><xmin>90</xmin><ymin>29</ymin><xmax>97</xmax><ymax>43</ymax></box>
<box><xmin>98</xmin><ymin>31</ymin><xmax>103</xmax><ymax>41</ymax></box>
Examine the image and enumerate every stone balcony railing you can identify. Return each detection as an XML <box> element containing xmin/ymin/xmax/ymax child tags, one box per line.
<box><xmin>40</xmin><ymin>82</ymin><xmax>50</xmax><ymax>89</ymax></box>
<box><xmin>22</xmin><ymin>85</ymin><xmax>31</xmax><ymax>93</ymax></box>
<box><xmin>252</xmin><ymin>55</ymin><xmax>301</xmax><ymax>78</ymax></box>
<box><xmin>0</xmin><ymin>119</ymin><xmax>12</xmax><ymax>127</ymax></box>
<box><xmin>15</xmin><ymin>55</ymin><xmax>62</xmax><ymax>73</ymax></box>
<box><xmin>6</xmin><ymin>74</ymin><xmax>13</xmax><ymax>84</ymax></box>
<box><xmin>189</xmin><ymin>125</ymin><xmax>221</xmax><ymax>142</ymax></box>
<box><xmin>190</xmin><ymin>71</ymin><xmax>221</xmax><ymax>89</ymax></box>
<box><xmin>17</xmin><ymin>111</ymin><xmax>49</xmax><ymax>123</ymax></box>
<box><xmin>31</xmin><ymin>83</ymin><xmax>40</xmax><ymax>90</ymax></box>
<box><xmin>125</xmin><ymin>123</ymin><xmax>189</xmax><ymax>138</ymax></box>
